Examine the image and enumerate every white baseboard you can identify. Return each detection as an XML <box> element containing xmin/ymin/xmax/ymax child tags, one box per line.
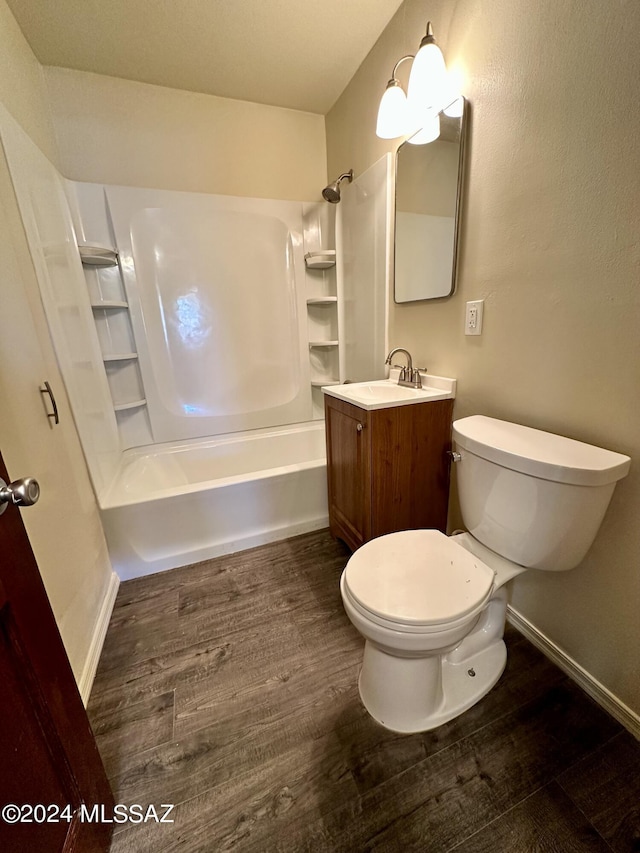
<box><xmin>78</xmin><ymin>571</ymin><xmax>120</xmax><ymax>706</ymax></box>
<box><xmin>507</xmin><ymin>606</ymin><xmax>640</xmax><ymax>740</ymax></box>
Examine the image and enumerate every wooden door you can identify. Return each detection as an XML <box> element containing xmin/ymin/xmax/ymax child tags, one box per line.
<box><xmin>0</xmin><ymin>451</ymin><xmax>113</xmax><ymax>853</ymax></box>
<box><xmin>325</xmin><ymin>397</ymin><xmax>371</xmax><ymax>550</ymax></box>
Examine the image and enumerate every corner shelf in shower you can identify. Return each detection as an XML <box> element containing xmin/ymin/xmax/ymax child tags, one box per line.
<box><xmin>306</xmin><ymin>297</ymin><xmax>338</xmax><ymax>305</ymax></box>
<box><xmin>91</xmin><ymin>300</ymin><xmax>129</xmax><ymax>309</ymax></box>
<box><xmin>303</xmin><ymin>209</ymin><xmax>340</xmax><ymax>414</ymax></box>
<box><xmin>306</xmin><ymin>252</ymin><xmax>340</xmax><ymax>395</ymax></box>
<box><xmin>113</xmin><ymin>398</ymin><xmax>147</xmax><ymax>412</ymax></box>
<box><xmin>102</xmin><ymin>352</ymin><xmax>138</xmax><ymax>362</ymax></box>
<box><xmin>304</xmin><ymin>250</ymin><xmax>336</xmax><ymax>270</ymax></box>
<box><xmin>78</xmin><ymin>245</ymin><xmax>119</xmax><ymax>267</ymax></box>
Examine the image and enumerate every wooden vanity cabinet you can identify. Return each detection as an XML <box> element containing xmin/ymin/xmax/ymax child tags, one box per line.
<box><xmin>324</xmin><ymin>395</ymin><xmax>454</xmax><ymax>551</ymax></box>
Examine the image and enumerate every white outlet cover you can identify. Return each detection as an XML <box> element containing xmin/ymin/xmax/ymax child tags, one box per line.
<box><xmin>465</xmin><ymin>300</ymin><xmax>484</xmax><ymax>336</ymax></box>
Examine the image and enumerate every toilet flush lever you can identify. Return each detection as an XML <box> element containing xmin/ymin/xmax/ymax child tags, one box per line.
<box><xmin>448</xmin><ymin>451</ymin><xmax>462</xmax><ymax>463</ymax></box>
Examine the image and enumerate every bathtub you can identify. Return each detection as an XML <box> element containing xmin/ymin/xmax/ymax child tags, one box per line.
<box><xmin>99</xmin><ymin>420</ymin><xmax>328</xmax><ymax>580</ymax></box>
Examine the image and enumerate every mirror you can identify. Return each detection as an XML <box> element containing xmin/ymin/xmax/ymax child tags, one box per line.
<box><xmin>394</xmin><ymin>100</ymin><xmax>467</xmax><ymax>302</ymax></box>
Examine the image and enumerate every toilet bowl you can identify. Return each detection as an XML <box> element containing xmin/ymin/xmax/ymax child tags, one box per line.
<box><xmin>340</xmin><ymin>415</ymin><xmax>630</xmax><ymax>733</ymax></box>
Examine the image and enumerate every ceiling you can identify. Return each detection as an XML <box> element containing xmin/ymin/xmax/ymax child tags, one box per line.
<box><xmin>7</xmin><ymin>0</ymin><xmax>405</xmax><ymax>114</ymax></box>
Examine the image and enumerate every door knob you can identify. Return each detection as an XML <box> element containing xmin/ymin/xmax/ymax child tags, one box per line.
<box><xmin>0</xmin><ymin>477</ymin><xmax>40</xmax><ymax>515</ymax></box>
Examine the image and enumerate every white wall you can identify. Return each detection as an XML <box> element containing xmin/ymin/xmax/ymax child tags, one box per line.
<box><xmin>326</xmin><ymin>0</ymin><xmax>640</xmax><ymax>716</ymax></box>
<box><xmin>44</xmin><ymin>66</ymin><xmax>327</xmax><ymax>201</ymax></box>
<box><xmin>0</xmin><ymin>0</ymin><xmax>116</xmax><ymax>696</ymax></box>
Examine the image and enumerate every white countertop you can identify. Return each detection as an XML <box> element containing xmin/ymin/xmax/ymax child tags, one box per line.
<box><xmin>322</xmin><ymin>372</ymin><xmax>456</xmax><ymax>411</ymax></box>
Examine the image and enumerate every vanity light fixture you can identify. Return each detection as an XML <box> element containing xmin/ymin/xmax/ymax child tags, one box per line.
<box><xmin>407</xmin><ymin>22</ymin><xmax>448</xmax><ymax>121</ymax></box>
<box><xmin>376</xmin><ymin>21</ymin><xmax>459</xmax><ymax>144</ymax></box>
<box><xmin>375</xmin><ymin>55</ymin><xmax>414</xmax><ymax>140</ymax></box>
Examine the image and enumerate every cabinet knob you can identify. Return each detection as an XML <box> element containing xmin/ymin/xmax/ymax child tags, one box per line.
<box><xmin>356</xmin><ymin>422</ymin><xmax>365</xmax><ymax>432</ymax></box>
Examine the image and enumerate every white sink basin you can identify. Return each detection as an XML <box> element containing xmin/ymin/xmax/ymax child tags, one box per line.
<box><xmin>322</xmin><ymin>374</ymin><xmax>456</xmax><ymax>411</ymax></box>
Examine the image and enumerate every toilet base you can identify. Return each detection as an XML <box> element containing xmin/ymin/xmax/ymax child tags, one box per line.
<box><xmin>358</xmin><ymin>639</ymin><xmax>507</xmax><ymax>734</ymax></box>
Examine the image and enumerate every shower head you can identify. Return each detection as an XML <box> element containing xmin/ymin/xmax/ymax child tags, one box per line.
<box><xmin>322</xmin><ymin>169</ymin><xmax>354</xmax><ymax>203</ymax></box>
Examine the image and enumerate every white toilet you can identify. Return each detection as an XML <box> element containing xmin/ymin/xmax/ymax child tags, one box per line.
<box><xmin>340</xmin><ymin>415</ymin><xmax>631</xmax><ymax>733</ymax></box>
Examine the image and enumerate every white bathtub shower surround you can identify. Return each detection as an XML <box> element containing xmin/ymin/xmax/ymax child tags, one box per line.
<box><xmin>3</xmin><ymin>119</ymin><xmax>393</xmax><ymax>581</ymax></box>
<box><xmin>70</xmin><ymin>183</ymin><xmax>316</xmax><ymax>446</ymax></box>
<box><xmin>101</xmin><ymin>421</ymin><xmax>328</xmax><ymax>579</ymax></box>
<box><xmin>0</xmin><ymin>105</ymin><xmax>121</xmax><ymax>495</ymax></box>
<box><xmin>336</xmin><ymin>154</ymin><xmax>393</xmax><ymax>384</ymax></box>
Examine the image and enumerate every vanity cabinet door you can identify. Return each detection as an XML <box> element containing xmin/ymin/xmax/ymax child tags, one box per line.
<box><xmin>324</xmin><ymin>396</ymin><xmax>371</xmax><ymax>550</ymax></box>
<box><xmin>369</xmin><ymin>399</ymin><xmax>453</xmax><ymax>538</ymax></box>
<box><xmin>324</xmin><ymin>394</ymin><xmax>454</xmax><ymax>551</ymax></box>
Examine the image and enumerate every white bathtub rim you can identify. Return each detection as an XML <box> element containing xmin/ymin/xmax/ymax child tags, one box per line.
<box><xmin>118</xmin><ymin>417</ymin><xmax>324</xmax><ymax>460</ymax></box>
<box><xmin>101</xmin><ymin>458</ymin><xmax>326</xmax><ymax>510</ymax></box>
<box><xmin>99</xmin><ymin>419</ymin><xmax>326</xmax><ymax>510</ymax></box>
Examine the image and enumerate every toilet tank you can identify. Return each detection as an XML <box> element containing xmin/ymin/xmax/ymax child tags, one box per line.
<box><xmin>452</xmin><ymin>416</ymin><xmax>630</xmax><ymax>571</ymax></box>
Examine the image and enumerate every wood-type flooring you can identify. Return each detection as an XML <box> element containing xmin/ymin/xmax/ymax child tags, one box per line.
<box><xmin>87</xmin><ymin>529</ymin><xmax>640</xmax><ymax>852</ymax></box>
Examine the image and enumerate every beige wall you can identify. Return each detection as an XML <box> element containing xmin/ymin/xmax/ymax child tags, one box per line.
<box><xmin>0</xmin><ymin>0</ymin><xmax>58</xmax><ymax>164</ymax></box>
<box><xmin>0</xmin><ymin>0</ymin><xmax>114</xmax><ymax>691</ymax></box>
<box><xmin>44</xmin><ymin>67</ymin><xmax>327</xmax><ymax>201</ymax></box>
<box><xmin>327</xmin><ymin>0</ymin><xmax>640</xmax><ymax>715</ymax></box>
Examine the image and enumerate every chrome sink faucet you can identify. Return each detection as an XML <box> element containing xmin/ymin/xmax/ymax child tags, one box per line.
<box><xmin>385</xmin><ymin>348</ymin><xmax>426</xmax><ymax>389</ymax></box>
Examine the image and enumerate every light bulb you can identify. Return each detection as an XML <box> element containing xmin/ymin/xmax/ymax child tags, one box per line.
<box><xmin>376</xmin><ymin>82</ymin><xmax>410</xmax><ymax>139</ymax></box>
<box><xmin>407</xmin><ymin>39</ymin><xmax>448</xmax><ymax>115</ymax></box>
<box><xmin>407</xmin><ymin>21</ymin><xmax>449</xmax><ymax>127</ymax></box>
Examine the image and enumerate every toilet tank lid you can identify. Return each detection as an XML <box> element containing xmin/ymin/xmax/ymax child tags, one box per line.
<box><xmin>453</xmin><ymin>416</ymin><xmax>631</xmax><ymax>486</ymax></box>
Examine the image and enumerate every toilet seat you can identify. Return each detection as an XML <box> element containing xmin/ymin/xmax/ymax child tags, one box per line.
<box><xmin>343</xmin><ymin>530</ymin><xmax>495</xmax><ymax>632</ymax></box>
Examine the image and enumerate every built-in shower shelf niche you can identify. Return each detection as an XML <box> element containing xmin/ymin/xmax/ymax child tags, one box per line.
<box><xmin>76</xmin><ymin>232</ymin><xmax>149</xmax><ymax>435</ymax></box>
<box><xmin>78</xmin><ymin>245</ymin><xmax>119</xmax><ymax>267</ymax></box>
<box><xmin>304</xmin><ymin>250</ymin><xmax>336</xmax><ymax>270</ymax></box>
<box><xmin>308</xmin><ymin>317</ymin><xmax>340</xmax><ymax>417</ymax></box>
<box><xmin>91</xmin><ymin>300</ymin><xmax>129</xmax><ymax>309</ymax></box>
<box><xmin>113</xmin><ymin>398</ymin><xmax>147</xmax><ymax>412</ymax></box>
<box><xmin>102</xmin><ymin>352</ymin><xmax>139</xmax><ymax>362</ymax></box>
<box><xmin>303</xmin><ymin>202</ymin><xmax>340</xmax><ymax>406</ymax></box>
<box><xmin>103</xmin><ymin>352</ymin><xmax>145</xmax><ymax>415</ymax></box>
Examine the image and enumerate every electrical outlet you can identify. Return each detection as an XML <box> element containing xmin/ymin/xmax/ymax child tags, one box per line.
<box><xmin>465</xmin><ymin>300</ymin><xmax>484</xmax><ymax>336</ymax></box>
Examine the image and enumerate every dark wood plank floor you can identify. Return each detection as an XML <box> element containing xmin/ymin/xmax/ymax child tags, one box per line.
<box><xmin>87</xmin><ymin>529</ymin><xmax>640</xmax><ymax>852</ymax></box>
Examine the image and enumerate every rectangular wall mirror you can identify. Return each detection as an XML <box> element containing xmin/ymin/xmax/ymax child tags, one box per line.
<box><xmin>394</xmin><ymin>100</ymin><xmax>467</xmax><ymax>302</ymax></box>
